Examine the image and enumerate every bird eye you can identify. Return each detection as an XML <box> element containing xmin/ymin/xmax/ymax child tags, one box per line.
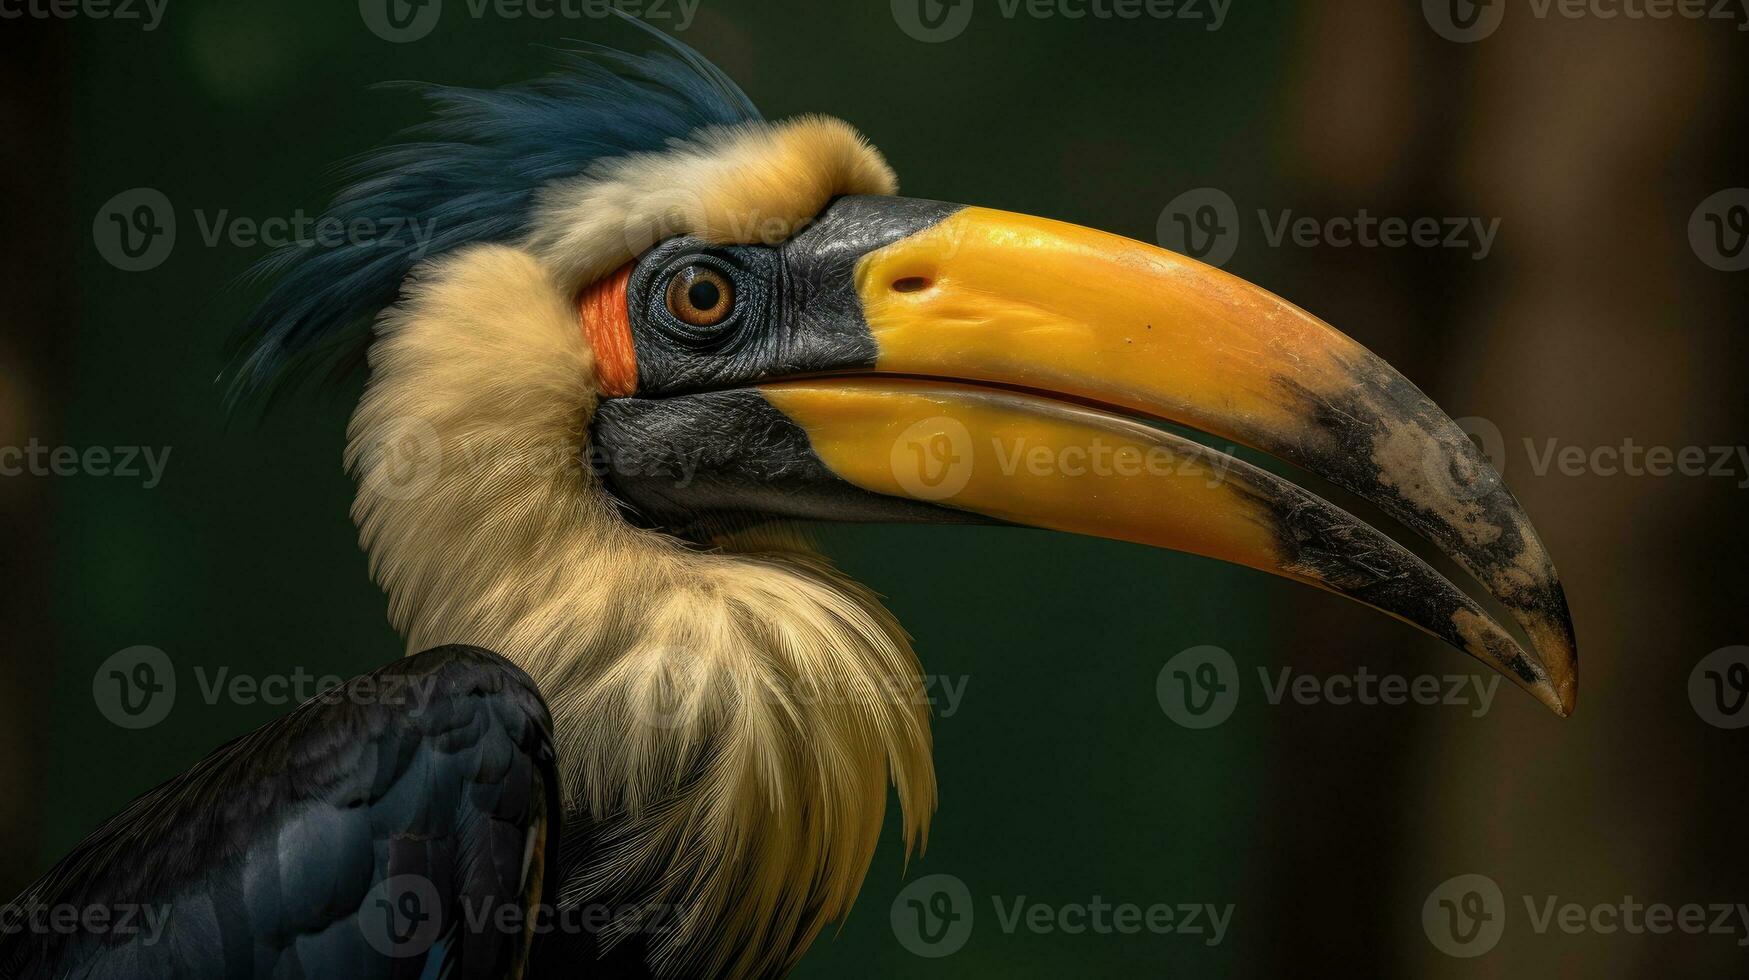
<box><xmin>664</xmin><ymin>265</ymin><xmax>735</xmax><ymax>329</ymax></box>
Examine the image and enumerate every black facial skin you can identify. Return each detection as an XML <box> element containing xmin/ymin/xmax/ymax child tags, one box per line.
<box><xmin>623</xmin><ymin>195</ymin><xmax>963</xmax><ymax>396</ymax></box>
<box><xmin>591</xmin><ymin>195</ymin><xmax>982</xmax><ymax>537</ymax></box>
<box><xmin>591</xmin><ymin>388</ymin><xmax>991</xmax><ymax>536</ymax></box>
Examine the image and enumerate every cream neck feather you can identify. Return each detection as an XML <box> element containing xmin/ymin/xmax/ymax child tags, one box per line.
<box><xmin>346</xmin><ymin>243</ymin><xmax>935</xmax><ymax>979</ymax></box>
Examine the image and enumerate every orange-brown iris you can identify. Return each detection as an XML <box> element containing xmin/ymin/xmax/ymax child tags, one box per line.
<box><xmin>664</xmin><ymin>265</ymin><xmax>735</xmax><ymax>328</ymax></box>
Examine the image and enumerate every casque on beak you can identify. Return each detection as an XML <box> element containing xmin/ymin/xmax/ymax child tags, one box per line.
<box><xmin>590</xmin><ymin>196</ymin><xmax>1578</xmax><ymax>717</ymax></box>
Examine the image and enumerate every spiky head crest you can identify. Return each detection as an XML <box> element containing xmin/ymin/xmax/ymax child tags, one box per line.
<box><xmin>232</xmin><ymin>26</ymin><xmax>758</xmax><ymax>403</ymax></box>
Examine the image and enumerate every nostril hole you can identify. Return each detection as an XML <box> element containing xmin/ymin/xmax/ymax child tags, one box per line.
<box><xmin>892</xmin><ymin>276</ymin><xmax>932</xmax><ymax>294</ymax></box>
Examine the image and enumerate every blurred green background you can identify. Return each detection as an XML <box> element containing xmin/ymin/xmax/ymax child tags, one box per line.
<box><xmin>4</xmin><ymin>1</ymin><xmax>1747</xmax><ymax>976</ymax></box>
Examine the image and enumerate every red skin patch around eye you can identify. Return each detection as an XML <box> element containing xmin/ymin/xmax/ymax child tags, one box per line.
<box><xmin>579</xmin><ymin>264</ymin><xmax>637</xmax><ymax>397</ymax></box>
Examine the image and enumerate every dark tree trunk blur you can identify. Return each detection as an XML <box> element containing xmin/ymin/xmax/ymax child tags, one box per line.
<box><xmin>0</xmin><ymin>22</ymin><xmax>67</xmax><ymax>893</ymax></box>
<box><xmin>1265</xmin><ymin>7</ymin><xmax>1749</xmax><ymax>976</ymax></box>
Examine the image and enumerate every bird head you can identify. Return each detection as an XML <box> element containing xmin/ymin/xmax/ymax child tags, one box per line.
<box><xmin>239</xmin><ymin>30</ymin><xmax>1575</xmax><ymax>978</ymax></box>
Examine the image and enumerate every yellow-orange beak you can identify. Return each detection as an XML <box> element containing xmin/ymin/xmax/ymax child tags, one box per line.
<box><xmin>594</xmin><ymin>200</ymin><xmax>1577</xmax><ymax>715</ymax></box>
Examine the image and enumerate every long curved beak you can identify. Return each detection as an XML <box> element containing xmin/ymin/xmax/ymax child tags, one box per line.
<box><xmin>593</xmin><ymin>198</ymin><xmax>1578</xmax><ymax>716</ymax></box>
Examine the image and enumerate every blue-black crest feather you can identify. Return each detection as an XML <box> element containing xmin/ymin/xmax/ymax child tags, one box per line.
<box><xmin>230</xmin><ymin>23</ymin><xmax>759</xmax><ymax>405</ymax></box>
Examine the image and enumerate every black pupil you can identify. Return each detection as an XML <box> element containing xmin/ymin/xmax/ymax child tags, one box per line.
<box><xmin>687</xmin><ymin>279</ymin><xmax>720</xmax><ymax>311</ymax></box>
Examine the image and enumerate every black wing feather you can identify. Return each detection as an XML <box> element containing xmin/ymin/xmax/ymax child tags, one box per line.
<box><xmin>0</xmin><ymin>645</ymin><xmax>560</xmax><ymax>980</ymax></box>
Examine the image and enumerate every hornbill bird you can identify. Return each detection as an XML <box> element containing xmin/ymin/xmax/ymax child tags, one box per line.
<box><xmin>2</xmin><ymin>28</ymin><xmax>1578</xmax><ymax>980</ymax></box>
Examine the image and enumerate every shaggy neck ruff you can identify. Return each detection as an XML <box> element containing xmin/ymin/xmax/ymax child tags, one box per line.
<box><xmin>344</xmin><ymin>119</ymin><xmax>932</xmax><ymax>979</ymax></box>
